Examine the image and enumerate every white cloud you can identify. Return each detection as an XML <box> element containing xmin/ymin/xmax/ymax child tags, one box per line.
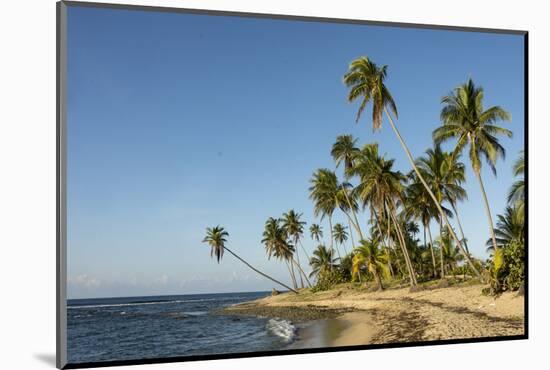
<box><xmin>153</xmin><ymin>274</ymin><xmax>169</xmax><ymax>285</ymax></box>
<box><xmin>69</xmin><ymin>274</ymin><xmax>101</xmax><ymax>288</ymax></box>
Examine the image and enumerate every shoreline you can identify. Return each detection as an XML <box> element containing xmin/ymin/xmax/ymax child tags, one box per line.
<box><xmin>221</xmin><ymin>282</ymin><xmax>524</xmax><ymax>348</ymax></box>
<box><xmin>288</xmin><ymin>311</ymin><xmax>377</xmax><ymax>349</ymax></box>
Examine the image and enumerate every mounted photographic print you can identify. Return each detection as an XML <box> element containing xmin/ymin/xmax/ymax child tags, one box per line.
<box><xmin>56</xmin><ymin>1</ymin><xmax>528</xmax><ymax>368</ymax></box>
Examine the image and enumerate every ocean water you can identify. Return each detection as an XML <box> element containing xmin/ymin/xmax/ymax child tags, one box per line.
<box><xmin>67</xmin><ymin>291</ymin><xmax>296</xmax><ymax>364</ymax></box>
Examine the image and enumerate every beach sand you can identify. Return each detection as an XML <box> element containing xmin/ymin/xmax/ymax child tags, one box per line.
<box><xmin>223</xmin><ymin>282</ymin><xmax>525</xmax><ymax>347</ymax></box>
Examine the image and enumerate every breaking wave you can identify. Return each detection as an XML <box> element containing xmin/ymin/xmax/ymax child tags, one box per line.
<box><xmin>266</xmin><ymin>318</ymin><xmax>296</xmax><ymax>343</ymax></box>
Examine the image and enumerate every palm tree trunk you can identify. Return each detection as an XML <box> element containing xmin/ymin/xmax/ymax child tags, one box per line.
<box><xmin>438</xmin><ymin>217</ymin><xmax>445</xmax><ymax>279</ymax></box>
<box><xmin>383</xmin><ymin>107</ymin><xmax>483</xmax><ymax>282</ymax></box>
<box><xmin>328</xmin><ymin>216</ymin><xmax>335</xmax><ymax>271</ymax></box>
<box><xmin>347</xmin><ymin>219</ymin><xmax>355</xmax><ymax>252</ymax></box>
<box><xmin>387</xmin><ymin>206</ymin><xmax>404</xmax><ymax>278</ymax></box>
<box><xmin>291</xmin><ymin>257</ymin><xmax>312</xmax><ymax>288</ymax></box>
<box><xmin>294</xmin><ymin>238</ymin><xmax>305</xmax><ymax>288</ymax></box>
<box><xmin>373</xmin><ymin>206</ymin><xmax>394</xmax><ymax>278</ymax></box>
<box><xmin>388</xmin><ymin>200</ymin><xmax>417</xmax><ymax>286</ymax></box>
<box><xmin>449</xmin><ymin>198</ymin><xmax>470</xmax><ymax>254</ymax></box>
<box><xmin>342</xmin><ymin>187</ymin><xmax>365</xmax><ymax>240</ymax></box>
<box><xmin>373</xmin><ymin>266</ymin><xmax>384</xmax><ymax>291</ymax></box>
<box><xmin>298</xmin><ymin>240</ymin><xmax>311</xmax><ymax>262</ymax></box>
<box><xmin>223</xmin><ymin>246</ymin><xmax>298</xmax><ymax>294</ymax></box>
<box><xmin>475</xmin><ymin>170</ymin><xmax>499</xmax><ymax>253</ymax></box>
<box><xmin>426</xmin><ymin>222</ymin><xmax>437</xmax><ymax>278</ymax></box>
<box><xmin>289</xmin><ymin>260</ymin><xmax>298</xmax><ymax>289</ymax></box>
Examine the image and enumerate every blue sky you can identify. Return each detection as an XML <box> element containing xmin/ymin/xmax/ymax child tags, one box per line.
<box><xmin>66</xmin><ymin>5</ymin><xmax>524</xmax><ymax>299</ymax></box>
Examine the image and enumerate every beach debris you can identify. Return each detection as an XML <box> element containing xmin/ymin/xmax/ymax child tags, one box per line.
<box><xmin>272</xmin><ymin>288</ymin><xmax>280</xmax><ymax>296</ymax></box>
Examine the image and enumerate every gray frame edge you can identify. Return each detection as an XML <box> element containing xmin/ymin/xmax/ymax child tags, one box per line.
<box><xmin>62</xmin><ymin>0</ymin><xmax>527</xmax><ymax>35</ymax></box>
<box><xmin>57</xmin><ymin>1</ymin><xmax>68</xmax><ymax>369</ymax></box>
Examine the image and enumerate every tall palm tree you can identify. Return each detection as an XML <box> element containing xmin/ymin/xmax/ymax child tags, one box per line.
<box><xmin>351</xmin><ymin>143</ymin><xmax>417</xmax><ymax>286</ymax></box>
<box><xmin>332</xmin><ymin>223</ymin><xmax>349</xmax><ymax>255</ymax></box>
<box><xmin>202</xmin><ymin>226</ymin><xmax>297</xmax><ymax>294</ymax></box>
<box><xmin>434</xmin><ymin>78</ymin><xmax>512</xmax><ymax>255</ymax></box>
<box><xmin>309</xmin><ymin>223</ymin><xmax>323</xmax><ymax>243</ymax></box>
<box><xmin>309</xmin><ymin>245</ymin><xmax>337</xmax><ymax>279</ymax></box>
<box><xmin>262</xmin><ymin>217</ymin><xmax>298</xmax><ymax>289</ymax></box>
<box><xmin>508</xmin><ymin>151</ymin><xmax>525</xmax><ymax>221</ymax></box>
<box><xmin>281</xmin><ymin>210</ymin><xmax>312</xmax><ymax>288</ymax></box>
<box><xmin>309</xmin><ymin>169</ymin><xmax>340</xmax><ymax>268</ymax></box>
<box><xmin>415</xmin><ymin>145</ymin><xmax>465</xmax><ymax>278</ymax></box>
<box><xmin>405</xmin><ymin>181</ymin><xmax>438</xmax><ymax>277</ymax></box>
<box><xmin>344</xmin><ymin>57</ymin><xmax>482</xmax><ymax>280</ymax></box>
<box><xmin>352</xmin><ymin>238</ymin><xmax>390</xmax><ymax>290</ymax></box>
<box><xmin>331</xmin><ymin>135</ymin><xmax>364</xmax><ymax>239</ymax></box>
<box><xmin>486</xmin><ymin>206</ymin><xmax>524</xmax><ymax>251</ymax></box>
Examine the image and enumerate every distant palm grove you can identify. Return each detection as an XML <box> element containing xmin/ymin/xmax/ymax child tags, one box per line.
<box><xmin>202</xmin><ymin>56</ymin><xmax>525</xmax><ymax>296</ymax></box>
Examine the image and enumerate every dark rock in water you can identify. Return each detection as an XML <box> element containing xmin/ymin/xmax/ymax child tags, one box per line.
<box><xmin>516</xmin><ymin>282</ymin><xmax>525</xmax><ymax>296</ymax></box>
<box><xmin>163</xmin><ymin>312</ymin><xmax>188</xmax><ymax>320</ymax></box>
<box><xmin>271</xmin><ymin>288</ymin><xmax>280</xmax><ymax>296</ymax></box>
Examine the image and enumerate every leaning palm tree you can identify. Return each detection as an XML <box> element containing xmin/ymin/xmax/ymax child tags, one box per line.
<box><xmin>352</xmin><ymin>238</ymin><xmax>390</xmax><ymax>290</ymax></box>
<box><xmin>332</xmin><ymin>223</ymin><xmax>349</xmax><ymax>255</ymax></box>
<box><xmin>434</xmin><ymin>78</ymin><xmax>512</xmax><ymax>255</ymax></box>
<box><xmin>262</xmin><ymin>217</ymin><xmax>298</xmax><ymax>289</ymax></box>
<box><xmin>486</xmin><ymin>206</ymin><xmax>525</xmax><ymax>252</ymax></box>
<box><xmin>508</xmin><ymin>151</ymin><xmax>525</xmax><ymax>221</ymax></box>
<box><xmin>309</xmin><ymin>245</ymin><xmax>337</xmax><ymax>279</ymax></box>
<box><xmin>281</xmin><ymin>210</ymin><xmax>312</xmax><ymax>288</ymax></box>
<box><xmin>309</xmin><ymin>223</ymin><xmax>323</xmax><ymax>243</ymax></box>
<box><xmin>344</xmin><ymin>57</ymin><xmax>482</xmax><ymax>280</ymax></box>
<box><xmin>202</xmin><ymin>226</ymin><xmax>297</xmax><ymax>294</ymax></box>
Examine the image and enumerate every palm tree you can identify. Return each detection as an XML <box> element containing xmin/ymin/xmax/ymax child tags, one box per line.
<box><xmin>486</xmin><ymin>206</ymin><xmax>524</xmax><ymax>251</ymax></box>
<box><xmin>331</xmin><ymin>135</ymin><xmax>364</xmax><ymax>239</ymax></box>
<box><xmin>351</xmin><ymin>143</ymin><xmax>417</xmax><ymax>286</ymax></box>
<box><xmin>331</xmin><ymin>134</ymin><xmax>361</xmax><ymax>176</ymax></box>
<box><xmin>309</xmin><ymin>223</ymin><xmax>323</xmax><ymax>243</ymax></box>
<box><xmin>262</xmin><ymin>217</ymin><xmax>298</xmax><ymax>289</ymax></box>
<box><xmin>406</xmin><ymin>181</ymin><xmax>438</xmax><ymax>277</ymax></box>
<box><xmin>442</xmin><ymin>151</ymin><xmax>470</xmax><ymax>254</ymax></box>
<box><xmin>309</xmin><ymin>245</ymin><xmax>337</xmax><ymax>279</ymax></box>
<box><xmin>508</xmin><ymin>151</ymin><xmax>525</xmax><ymax>221</ymax></box>
<box><xmin>281</xmin><ymin>210</ymin><xmax>312</xmax><ymax>288</ymax></box>
<box><xmin>434</xmin><ymin>78</ymin><xmax>512</xmax><ymax>255</ymax></box>
<box><xmin>332</xmin><ymin>223</ymin><xmax>349</xmax><ymax>255</ymax></box>
<box><xmin>202</xmin><ymin>226</ymin><xmax>297</xmax><ymax>294</ymax></box>
<box><xmin>436</xmin><ymin>231</ymin><xmax>463</xmax><ymax>277</ymax></box>
<box><xmin>344</xmin><ymin>57</ymin><xmax>482</xmax><ymax>280</ymax></box>
<box><xmin>352</xmin><ymin>238</ymin><xmax>390</xmax><ymax>290</ymax></box>
<box><xmin>309</xmin><ymin>169</ymin><xmax>340</xmax><ymax>268</ymax></box>
<box><xmin>415</xmin><ymin>145</ymin><xmax>465</xmax><ymax>278</ymax></box>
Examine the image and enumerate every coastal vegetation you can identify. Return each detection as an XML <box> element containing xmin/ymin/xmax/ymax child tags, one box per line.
<box><xmin>203</xmin><ymin>56</ymin><xmax>525</xmax><ymax>297</ymax></box>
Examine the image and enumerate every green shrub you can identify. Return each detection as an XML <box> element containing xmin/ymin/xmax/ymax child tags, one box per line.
<box><xmin>485</xmin><ymin>241</ymin><xmax>525</xmax><ymax>295</ymax></box>
<box><xmin>311</xmin><ymin>270</ymin><xmax>346</xmax><ymax>292</ymax></box>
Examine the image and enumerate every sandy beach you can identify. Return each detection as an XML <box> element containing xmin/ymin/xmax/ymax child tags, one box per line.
<box><xmin>223</xmin><ymin>282</ymin><xmax>525</xmax><ymax>347</ymax></box>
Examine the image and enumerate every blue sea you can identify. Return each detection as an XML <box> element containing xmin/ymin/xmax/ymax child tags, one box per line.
<box><xmin>67</xmin><ymin>291</ymin><xmax>297</xmax><ymax>364</ymax></box>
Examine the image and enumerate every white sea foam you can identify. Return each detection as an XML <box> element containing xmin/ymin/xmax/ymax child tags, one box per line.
<box><xmin>184</xmin><ymin>311</ymin><xmax>208</xmax><ymax>316</ymax></box>
<box><xmin>266</xmin><ymin>318</ymin><xmax>296</xmax><ymax>343</ymax></box>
